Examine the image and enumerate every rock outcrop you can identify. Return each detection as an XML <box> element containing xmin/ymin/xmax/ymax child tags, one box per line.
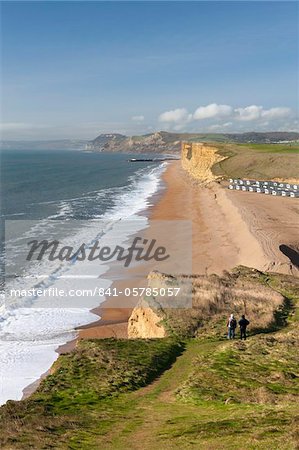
<box><xmin>181</xmin><ymin>142</ymin><xmax>226</xmax><ymax>183</ymax></box>
<box><xmin>128</xmin><ymin>300</ymin><xmax>166</xmax><ymax>339</ymax></box>
<box><xmin>85</xmin><ymin>133</ymin><xmax>127</xmax><ymax>151</ymax></box>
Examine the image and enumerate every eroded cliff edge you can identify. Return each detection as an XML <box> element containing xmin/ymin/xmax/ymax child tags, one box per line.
<box><xmin>128</xmin><ymin>268</ymin><xmax>288</xmax><ymax>339</ymax></box>
<box><xmin>181</xmin><ymin>142</ymin><xmax>226</xmax><ymax>183</ymax></box>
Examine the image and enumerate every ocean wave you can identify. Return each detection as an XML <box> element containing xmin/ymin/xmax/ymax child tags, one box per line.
<box><xmin>0</xmin><ymin>161</ymin><xmax>166</xmax><ymax>404</ymax></box>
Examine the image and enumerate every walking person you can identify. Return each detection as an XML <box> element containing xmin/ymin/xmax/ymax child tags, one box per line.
<box><xmin>227</xmin><ymin>314</ymin><xmax>237</xmax><ymax>339</ymax></box>
<box><xmin>239</xmin><ymin>315</ymin><xmax>250</xmax><ymax>340</ymax></box>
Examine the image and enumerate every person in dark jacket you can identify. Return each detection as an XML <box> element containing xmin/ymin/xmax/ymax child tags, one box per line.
<box><xmin>239</xmin><ymin>315</ymin><xmax>250</xmax><ymax>340</ymax></box>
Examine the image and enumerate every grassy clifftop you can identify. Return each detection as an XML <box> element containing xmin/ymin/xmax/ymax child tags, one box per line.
<box><xmin>181</xmin><ymin>141</ymin><xmax>299</xmax><ymax>182</ymax></box>
<box><xmin>0</xmin><ymin>269</ymin><xmax>298</xmax><ymax>449</ymax></box>
<box><xmin>212</xmin><ymin>142</ymin><xmax>299</xmax><ymax>181</ymax></box>
<box><xmin>129</xmin><ymin>267</ymin><xmax>292</xmax><ymax>339</ymax></box>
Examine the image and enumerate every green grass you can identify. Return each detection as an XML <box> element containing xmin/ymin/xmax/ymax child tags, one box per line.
<box><xmin>183</xmin><ymin>139</ymin><xmax>299</xmax><ymax>180</ymax></box>
<box><xmin>236</xmin><ymin>143</ymin><xmax>299</xmax><ymax>153</ymax></box>
<box><xmin>39</xmin><ymin>338</ymin><xmax>183</xmax><ymax>412</ymax></box>
<box><xmin>211</xmin><ymin>143</ymin><xmax>299</xmax><ymax>180</ymax></box>
<box><xmin>177</xmin><ymin>335</ymin><xmax>299</xmax><ymax>404</ymax></box>
<box><xmin>0</xmin><ymin>338</ymin><xmax>183</xmax><ymax>449</ymax></box>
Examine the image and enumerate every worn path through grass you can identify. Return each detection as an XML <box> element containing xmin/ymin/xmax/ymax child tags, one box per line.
<box><xmin>1</xmin><ymin>271</ymin><xmax>298</xmax><ymax>450</ymax></box>
<box><xmin>93</xmin><ymin>340</ymin><xmax>218</xmax><ymax>450</ymax></box>
<box><xmin>88</xmin><ymin>333</ymin><xmax>298</xmax><ymax>450</ymax></box>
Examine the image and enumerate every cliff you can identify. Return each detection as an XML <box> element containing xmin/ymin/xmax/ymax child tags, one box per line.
<box><xmin>181</xmin><ymin>142</ymin><xmax>226</xmax><ymax>183</ymax></box>
<box><xmin>128</xmin><ymin>300</ymin><xmax>166</xmax><ymax>338</ymax></box>
<box><xmin>181</xmin><ymin>141</ymin><xmax>299</xmax><ymax>183</ymax></box>
<box><xmin>128</xmin><ymin>267</ymin><xmax>287</xmax><ymax>339</ymax></box>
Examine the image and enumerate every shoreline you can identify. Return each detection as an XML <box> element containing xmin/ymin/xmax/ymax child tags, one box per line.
<box><xmin>21</xmin><ymin>161</ymin><xmax>169</xmax><ymax>399</ymax></box>
<box><xmin>76</xmin><ymin>163</ymin><xmax>169</xmax><ymax>340</ymax></box>
<box><xmin>22</xmin><ymin>159</ymin><xmax>299</xmax><ymax>399</ymax></box>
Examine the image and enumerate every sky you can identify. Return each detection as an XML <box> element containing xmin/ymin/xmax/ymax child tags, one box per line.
<box><xmin>1</xmin><ymin>1</ymin><xmax>298</xmax><ymax>140</ymax></box>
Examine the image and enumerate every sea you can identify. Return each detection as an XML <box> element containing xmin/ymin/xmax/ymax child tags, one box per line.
<box><xmin>0</xmin><ymin>149</ymin><xmax>166</xmax><ymax>404</ymax></box>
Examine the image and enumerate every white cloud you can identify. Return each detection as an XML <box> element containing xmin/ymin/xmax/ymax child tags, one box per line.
<box><xmin>234</xmin><ymin>105</ymin><xmax>293</xmax><ymax>122</ymax></box>
<box><xmin>193</xmin><ymin>103</ymin><xmax>232</xmax><ymax>120</ymax></box>
<box><xmin>159</xmin><ymin>108</ymin><xmax>192</xmax><ymax>123</ymax></box>
<box><xmin>157</xmin><ymin>103</ymin><xmax>295</xmax><ymax>133</ymax></box>
<box><xmin>261</xmin><ymin>107</ymin><xmax>291</xmax><ymax>119</ymax></box>
<box><xmin>234</xmin><ymin>105</ymin><xmax>263</xmax><ymax>121</ymax></box>
<box><xmin>131</xmin><ymin>115</ymin><xmax>145</xmax><ymax>122</ymax></box>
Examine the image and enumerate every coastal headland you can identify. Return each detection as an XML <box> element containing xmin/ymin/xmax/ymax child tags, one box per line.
<box><xmin>1</xmin><ymin>140</ymin><xmax>299</xmax><ymax>449</ymax></box>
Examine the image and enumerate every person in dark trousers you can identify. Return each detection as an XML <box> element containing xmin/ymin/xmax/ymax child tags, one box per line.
<box><xmin>227</xmin><ymin>314</ymin><xmax>237</xmax><ymax>339</ymax></box>
<box><xmin>239</xmin><ymin>315</ymin><xmax>250</xmax><ymax>340</ymax></box>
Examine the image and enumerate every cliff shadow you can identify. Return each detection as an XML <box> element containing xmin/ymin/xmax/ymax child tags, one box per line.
<box><xmin>279</xmin><ymin>244</ymin><xmax>299</xmax><ymax>269</ymax></box>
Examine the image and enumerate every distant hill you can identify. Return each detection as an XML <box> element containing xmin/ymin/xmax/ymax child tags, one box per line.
<box><xmin>0</xmin><ymin>140</ymin><xmax>87</xmax><ymax>150</ymax></box>
<box><xmin>85</xmin><ymin>131</ymin><xmax>181</xmax><ymax>154</ymax></box>
<box><xmin>227</xmin><ymin>131</ymin><xmax>299</xmax><ymax>143</ymax></box>
<box><xmin>85</xmin><ymin>131</ymin><xmax>299</xmax><ymax>153</ymax></box>
<box><xmin>86</xmin><ymin>133</ymin><xmax>127</xmax><ymax>149</ymax></box>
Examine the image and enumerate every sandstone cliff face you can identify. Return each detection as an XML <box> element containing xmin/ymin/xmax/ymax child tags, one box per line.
<box><xmin>181</xmin><ymin>142</ymin><xmax>225</xmax><ymax>183</ymax></box>
<box><xmin>128</xmin><ymin>300</ymin><xmax>166</xmax><ymax>339</ymax></box>
<box><xmin>128</xmin><ymin>272</ymin><xmax>170</xmax><ymax>339</ymax></box>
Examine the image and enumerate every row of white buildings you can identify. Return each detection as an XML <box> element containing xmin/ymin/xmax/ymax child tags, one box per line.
<box><xmin>228</xmin><ymin>179</ymin><xmax>299</xmax><ymax>198</ymax></box>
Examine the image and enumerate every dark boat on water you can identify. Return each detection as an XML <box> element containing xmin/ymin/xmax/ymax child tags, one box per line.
<box><xmin>128</xmin><ymin>157</ymin><xmax>179</xmax><ymax>162</ymax></box>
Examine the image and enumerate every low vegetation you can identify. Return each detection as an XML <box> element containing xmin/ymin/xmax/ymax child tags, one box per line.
<box><xmin>0</xmin><ymin>339</ymin><xmax>182</xmax><ymax>449</ymax></box>
<box><xmin>236</xmin><ymin>143</ymin><xmax>299</xmax><ymax>153</ymax></box>
<box><xmin>0</xmin><ymin>269</ymin><xmax>298</xmax><ymax>449</ymax></box>
<box><xmin>144</xmin><ymin>267</ymin><xmax>287</xmax><ymax>339</ymax></box>
<box><xmin>178</xmin><ymin>330</ymin><xmax>299</xmax><ymax>404</ymax></box>
<box><xmin>211</xmin><ymin>142</ymin><xmax>299</xmax><ymax>181</ymax></box>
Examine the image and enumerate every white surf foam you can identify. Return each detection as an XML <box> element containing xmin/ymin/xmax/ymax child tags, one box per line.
<box><xmin>0</xmin><ymin>162</ymin><xmax>166</xmax><ymax>405</ymax></box>
<box><xmin>0</xmin><ymin>307</ymin><xmax>97</xmax><ymax>404</ymax></box>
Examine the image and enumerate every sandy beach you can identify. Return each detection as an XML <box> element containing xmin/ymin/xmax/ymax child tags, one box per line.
<box><xmin>22</xmin><ymin>159</ymin><xmax>298</xmax><ymax>399</ymax></box>
<box><xmin>77</xmin><ymin>160</ymin><xmax>299</xmax><ymax>340</ymax></box>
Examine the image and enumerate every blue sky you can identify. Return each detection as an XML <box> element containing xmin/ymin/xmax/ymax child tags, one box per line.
<box><xmin>1</xmin><ymin>1</ymin><xmax>298</xmax><ymax>139</ymax></box>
